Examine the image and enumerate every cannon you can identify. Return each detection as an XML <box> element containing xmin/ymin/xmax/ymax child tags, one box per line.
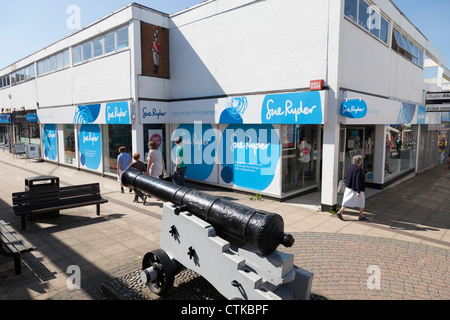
<box><xmin>122</xmin><ymin>167</ymin><xmax>313</xmax><ymax>300</ymax></box>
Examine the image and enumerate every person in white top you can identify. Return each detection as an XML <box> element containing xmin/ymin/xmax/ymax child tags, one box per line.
<box><xmin>147</xmin><ymin>141</ymin><xmax>164</xmax><ymax>179</ymax></box>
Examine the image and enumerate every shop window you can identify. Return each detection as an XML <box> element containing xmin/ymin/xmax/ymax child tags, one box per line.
<box><xmin>63</xmin><ymin>124</ymin><xmax>76</xmax><ymax>165</ymax></box>
<box><xmin>282</xmin><ymin>125</ymin><xmax>319</xmax><ymax>193</ymax></box>
<box><xmin>102</xmin><ymin>124</ymin><xmax>132</xmax><ymax>175</ymax></box>
<box><xmin>340</xmin><ymin>126</ymin><xmax>375</xmax><ymax>182</ymax></box>
<box><xmin>385</xmin><ymin>125</ymin><xmax>417</xmax><ymax>181</ymax></box>
<box><xmin>143</xmin><ymin>124</ymin><xmax>166</xmax><ymax>164</ymax></box>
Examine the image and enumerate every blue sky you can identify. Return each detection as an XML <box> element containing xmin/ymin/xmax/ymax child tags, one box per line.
<box><xmin>0</xmin><ymin>0</ymin><xmax>205</xmax><ymax>69</ymax></box>
<box><xmin>1</xmin><ymin>0</ymin><xmax>449</xmax><ymax>75</ymax></box>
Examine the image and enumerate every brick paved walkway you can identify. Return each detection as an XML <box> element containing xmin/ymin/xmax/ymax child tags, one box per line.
<box><xmin>281</xmin><ymin>233</ymin><xmax>450</xmax><ymax>300</ymax></box>
<box><xmin>0</xmin><ymin>150</ymin><xmax>449</xmax><ymax>300</ymax></box>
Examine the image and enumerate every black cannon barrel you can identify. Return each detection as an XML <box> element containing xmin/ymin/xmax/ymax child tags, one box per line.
<box><xmin>122</xmin><ymin>167</ymin><xmax>294</xmax><ymax>255</ymax></box>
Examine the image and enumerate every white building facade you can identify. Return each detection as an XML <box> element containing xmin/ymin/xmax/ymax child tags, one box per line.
<box><xmin>0</xmin><ymin>0</ymin><xmax>448</xmax><ymax>211</ymax></box>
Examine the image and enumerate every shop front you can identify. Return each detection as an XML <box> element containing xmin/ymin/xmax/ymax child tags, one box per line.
<box><xmin>37</xmin><ymin>101</ymin><xmax>132</xmax><ymax>176</ymax></box>
<box><xmin>11</xmin><ymin>110</ymin><xmax>41</xmax><ymax>157</ymax></box>
<box><xmin>139</xmin><ymin>90</ymin><xmax>327</xmax><ymax>199</ymax></box>
<box><xmin>0</xmin><ymin>113</ymin><xmax>13</xmax><ymax>152</ymax></box>
<box><xmin>340</xmin><ymin>91</ymin><xmax>428</xmax><ymax>188</ymax></box>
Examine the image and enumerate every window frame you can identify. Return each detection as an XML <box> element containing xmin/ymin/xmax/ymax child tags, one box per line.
<box><xmin>117</xmin><ymin>26</ymin><xmax>129</xmax><ymax>50</ymax></box>
<box><xmin>93</xmin><ymin>36</ymin><xmax>104</xmax><ymax>58</ymax></box>
<box><xmin>83</xmin><ymin>41</ymin><xmax>93</xmax><ymax>61</ymax></box>
<box><xmin>344</xmin><ymin>0</ymin><xmax>389</xmax><ymax>45</ymax></box>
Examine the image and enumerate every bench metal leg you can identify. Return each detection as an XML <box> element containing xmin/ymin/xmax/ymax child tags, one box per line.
<box><xmin>14</xmin><ymin>253</ymin><xmax>21</xmax><ymax>275</ymax></box>
<box><xmin>21</xmin><ymin>216</ymin><xmax>26</xmax><ymax>231</ymax></box>
<box><xmin>96</xmin><ymin>203</ymin><xmax>100</xmax><ymax>216</ymax></box>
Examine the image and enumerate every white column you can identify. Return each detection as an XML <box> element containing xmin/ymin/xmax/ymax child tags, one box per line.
<box><xmin>321</xmin><ymin>106</ymin><xmax>340</xmax><ymax>211</ymax></box>
<box><xmin>373</xmin><ymin>125</ymin><xmax>386</xmax><ymax>185</ymax></box>
<box><xmin>320</xmin><ymin>0</ymin><xmax>344</xmax><ymax>212</ymax></box>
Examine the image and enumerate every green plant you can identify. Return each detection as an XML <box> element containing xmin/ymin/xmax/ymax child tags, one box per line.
<box><xmin>250</xmin><ymin>193</ymin><xmax>264</xmax><ymax>201</ymax></box>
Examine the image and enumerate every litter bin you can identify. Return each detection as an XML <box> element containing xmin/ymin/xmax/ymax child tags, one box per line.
<box><xmin>25</xmin><ymin>175</ymin><xmax>60</xmax><ymax>220</ymax></box>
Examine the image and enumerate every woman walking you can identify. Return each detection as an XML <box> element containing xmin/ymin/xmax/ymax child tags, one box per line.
<box><xmin>147</xmin><ymin>141</ymin><xmax>165</xmax><ymax>179</ymax></box>
<box><xmin>337</xmin><ymin>155</ymin><xmax>368</xmax><ymax>221</ymax></box>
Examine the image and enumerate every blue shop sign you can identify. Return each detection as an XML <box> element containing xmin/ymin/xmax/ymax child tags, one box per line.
<box><xmin>25</xmin><ymin>113</ymin><xmax>38</xmax><ymax>122</ymax></box>
<box><xmin>261</xmin><ymin>91</ymin><xmax>323</xmax><ymax>124</ymax></box>
<box><xmin>0</xmin><ymin>114</ymin><xmax>12</xmax><ymax>124</ymax></box>
<box><xmin>340</xmin><ymin>99</ymin><xmax>368</xmax><ymax>119</ymax></box>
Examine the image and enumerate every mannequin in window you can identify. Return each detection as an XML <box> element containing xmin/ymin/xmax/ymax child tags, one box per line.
<box><xmin>298</xmin><ymin>137</ymin><xmax>311</xmax><ymax>188</ymax></box>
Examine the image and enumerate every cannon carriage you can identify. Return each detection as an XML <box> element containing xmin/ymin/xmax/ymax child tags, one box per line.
<box><xmin>122</xmin><ymin>168</ymin><xmax>313</xmax><ymax>300</ymax></box>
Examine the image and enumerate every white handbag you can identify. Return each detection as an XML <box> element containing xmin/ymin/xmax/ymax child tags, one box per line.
<box><xmin>338</xmin><ymin>180</ymin><xmax>346</xmax><ymax>195</ymax></box>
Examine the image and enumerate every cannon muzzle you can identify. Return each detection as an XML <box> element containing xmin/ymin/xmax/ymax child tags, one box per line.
<box><xmin>122</xmin><ymin>167</ymin><xmax>294</xmax><ymax>255</ymax></box>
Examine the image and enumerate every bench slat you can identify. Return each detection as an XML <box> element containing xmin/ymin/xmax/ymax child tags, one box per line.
<box><xmin>28</xmin><ymin>199</ymin><xmax>108</xmax><ymax>214</ymax></box>
<box><xmin>13</xmin><ymin>194</ymin><xmax>105</xmax><ymax>212</ymax></box>
<box><xmin>0</xmin><ymin>222</ymin><xmax>35</xmax><ymax>253</ymax></box>
<box><xmin>12</xmin><ymin>184</ymin><xmax>101</xmax><ymax>205</ymax></box>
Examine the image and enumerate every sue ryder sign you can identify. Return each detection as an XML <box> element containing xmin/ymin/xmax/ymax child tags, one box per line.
<box><xmin>341</xmin><ymin>91</ymin><xmax>429</xmax><ymax>125</ymax></box>
<box><xmin>139</xmin><ymin>91</ymin><xmax>327</xmax><ymax>125</ymax></box>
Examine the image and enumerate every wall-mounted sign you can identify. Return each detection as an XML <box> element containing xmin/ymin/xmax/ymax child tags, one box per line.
<box><xmin>79</xmin><ymin>124</ymin><xmax>102</xmax><ymax>170</ymax></box>
<box><xmin>141</xmin><ymin>91</ymin><xmax>326</xmax><ymax>125</ymax></box>
<box><xmin>426</xmin><ymin>104</ymin><xmax>450</xmax><ymax>112</ymax></box>
<box><xmin>310</xmin><ymin>79</ymin><xmax>324</xmax><ymax>91</ymax></box>
<box><xmin>43</xmin><ymin>124</ymin><xmax>58</xmax><ymax>161</ymax></box>
<box><xmin>25</xmin><ymin>113</ymin><xmax>38</xmax><ymax>122</ymax></box>
<box><xmin>426</xmin><ymin>92</ymin><xmax>450</xmax><ymax>101</ymax></box>
<box><xmin>0</xmin><ymin>114</ymin><xmax>12</xmax><ymax>124</ymax></box>
<box><xmin>37</xmin><ymin>101</ymin><xmax>131</xmax><ymax>124</ymax></box>
<box><xmin>340</xmin><ymin>99</ymin><xmax>368</xmax><ymax>119</ymax></box>
<box><xmin>341</xmin><ymin>91</ymin><xmax>435</xmax><ymax>125</ymax></box>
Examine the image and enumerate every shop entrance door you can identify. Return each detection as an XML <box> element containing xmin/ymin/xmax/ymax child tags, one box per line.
<box><xmin>343</xmin><ymin>127</ymin><xmax>365</xmax><ymax>180</ymax></box>
<box><xmin>341</xmin><ymin>126</ymin><xmax>376</xmax><ymax>182</ymax></box>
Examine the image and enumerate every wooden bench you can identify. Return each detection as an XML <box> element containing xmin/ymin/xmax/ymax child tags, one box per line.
<box><xmin>12</xmin><ymin>183</ymin><xmax>109</xmax><ymax>230</ymax></box>
<box><xmin>0</xmin><ymin>220</ymin><xmax>36</xmax><ymax>275</ymax></box>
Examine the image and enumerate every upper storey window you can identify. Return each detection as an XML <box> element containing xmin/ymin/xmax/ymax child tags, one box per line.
<box><xmin>392</xmin><ymin>28</ymin><xmax>424</xmax><ymax>67</ymax></box>
<box><xmin>344</xmin><ymin>0</ymin><xmax>389</xmax><ymax>44</ymax></box>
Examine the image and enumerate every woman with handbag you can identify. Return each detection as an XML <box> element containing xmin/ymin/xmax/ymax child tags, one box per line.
<box><xmin>336</xmin><ymin>155</ymin><xmax>368</xmax><ymax>221</ymax></box>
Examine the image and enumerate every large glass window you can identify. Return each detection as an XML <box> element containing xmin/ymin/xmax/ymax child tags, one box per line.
<box><xmin>385</xmin><ymin>125</ymin><xmax>417</xmax><ymax>181</ymax></box>
<box><xmin>282</xmin><ymin>125</ymin><xmax>319</xmax><ymax>193</ymax></box>
<box><xmin>102</xmin><ymin>124</ymin><xmax>132</xmax><ymax>175</ymax></box>
<box><xmin>63</xmin><ymin>124</ymin><xmax>76</xmax><ymax>165</ymax></box>
<box><xmin>341</xmin><ymin>126</ymin><xmax>376</xmax><ymax>182</ymax></box>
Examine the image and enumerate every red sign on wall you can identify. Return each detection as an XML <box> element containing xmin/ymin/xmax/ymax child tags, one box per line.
<box><xmin>310</xmin><ymin>79</ymin><xmax>324</xmax><ymax>91</ymax></box>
